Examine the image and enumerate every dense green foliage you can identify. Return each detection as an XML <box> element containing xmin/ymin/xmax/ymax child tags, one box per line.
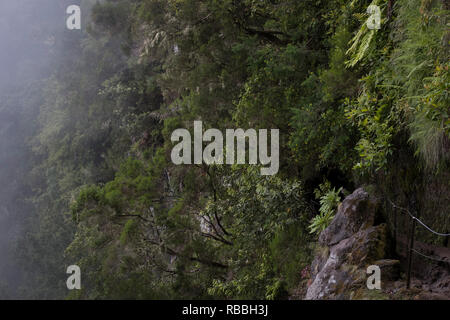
<box><xmin>1</xmin><ymin>0</ymin><xmax>448</xmax><ymax>299</ymax></box>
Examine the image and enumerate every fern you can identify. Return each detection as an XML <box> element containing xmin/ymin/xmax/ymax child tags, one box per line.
<box><xmin>309</xmin><ymin>187</ymin><xmax>343</xmax><ymax>235</ymax></box>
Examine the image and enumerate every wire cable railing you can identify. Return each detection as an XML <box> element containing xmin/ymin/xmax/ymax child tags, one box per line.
<box><xmin>411</xmin><ymin>248</ymin><xmax>448</xmax><ymax>263</ymax></box>
<box><xmin>389</xmin><ymin>199</ymin><xmax>450</xmax><ymax>236</ymax></box>
<box><xmin>387</xmin><ymin>199</ymin><xmax>449</xmax><ymax>288</ymax></box>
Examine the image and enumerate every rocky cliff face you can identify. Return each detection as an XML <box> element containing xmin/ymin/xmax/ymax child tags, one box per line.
<box><xmin>306</xmin><ymin>188</ymin><xmax>396</xmax><ymax>300</ymax></box>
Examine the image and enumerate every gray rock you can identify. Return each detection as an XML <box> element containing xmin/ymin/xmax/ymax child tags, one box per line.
<box><xmin>319</xmin><ymin>188</ymin><xmax>378</xmax><ymax>246</ymax></box>
<box><xmin>306</xmin><ymin>188</ymin><xmax>390</xmax><ymax>300</ymax></box>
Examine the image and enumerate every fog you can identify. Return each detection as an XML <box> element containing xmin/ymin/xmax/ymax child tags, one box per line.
<box><xmin>0</xmin><ymin>0</ymin><xmax>78</xmax><ymax>298</ymax></box>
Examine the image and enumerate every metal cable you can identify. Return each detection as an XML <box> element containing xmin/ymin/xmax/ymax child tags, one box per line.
<box><xmin>412</xmin><ymin>248</ymin><xmax>449</xmax><ymax>263</ymax></box>
<box><xmin>388</xmin><ymin>199</ymin><xmax>450</xmax><ymax>237</ymax></box>
<box><xmin>389</xmin><ymin>218</ymin><xmax>449</xmax><ymax>264</ymax></box>
<box><xmin>413</xmin><ymin>217</ymin><xmax>450</xmax><ymax>237</ymax></box>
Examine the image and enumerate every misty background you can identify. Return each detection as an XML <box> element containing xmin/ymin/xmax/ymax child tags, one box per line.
<box><xmin>0</xmin><ymin>0</ymin><xmax>81</xmax><ymax>298</ymax></box>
